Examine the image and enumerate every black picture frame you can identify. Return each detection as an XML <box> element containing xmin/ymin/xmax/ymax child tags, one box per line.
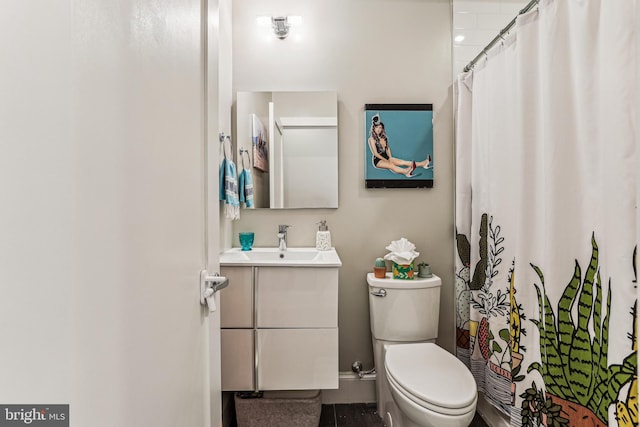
<box><xmin>364</xmin><ymin>104</ymin><xmax>434</xmax><ymax>188</ymax></box>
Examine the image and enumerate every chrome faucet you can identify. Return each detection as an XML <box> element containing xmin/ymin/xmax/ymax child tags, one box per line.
<box><xmin>278</xmin><ymin>225</ymin><xmax>290</xmax><ymax>251</ymax></box>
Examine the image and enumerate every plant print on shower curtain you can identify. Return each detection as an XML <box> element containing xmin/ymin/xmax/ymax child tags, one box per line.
<box><xmin>454</xmin><ymin>1</ymin><xmax>637</xmax><ymax>426</ymax></box>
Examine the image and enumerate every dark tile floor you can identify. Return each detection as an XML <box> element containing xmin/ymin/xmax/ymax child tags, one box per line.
<box><xmin>319</xmin><ymin>403</ymin><xmax>383</xmax><ymax>426</ymax></box>
<box><xmin>319</xmin><ymin>403</ymin><xmax>489</xmax><ymax>427</ymax></box>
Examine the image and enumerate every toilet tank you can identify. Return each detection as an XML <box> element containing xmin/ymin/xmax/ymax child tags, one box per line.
<box><xmin>367</xmin><ymin>273</ymin><xmax>441</xmax><ymax>342</ymax></box>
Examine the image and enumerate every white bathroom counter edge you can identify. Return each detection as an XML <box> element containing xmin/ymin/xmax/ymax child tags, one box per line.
<box><xmin>220</xmin><ymin>247</ymin><xmax>342</xmax><ymax>267</ymax></box>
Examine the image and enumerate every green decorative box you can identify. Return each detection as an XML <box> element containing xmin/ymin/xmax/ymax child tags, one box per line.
<box><xmin>392</xmin><ymin>261</ymin><xmax>414</xmax><ymax>280</ymax></box>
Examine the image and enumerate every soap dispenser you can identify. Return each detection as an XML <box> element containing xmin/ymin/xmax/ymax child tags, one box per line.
<box><xmin>316</xmin><ymin>220</ymin><xmax>332</xmax><ymax>251</ymax></box>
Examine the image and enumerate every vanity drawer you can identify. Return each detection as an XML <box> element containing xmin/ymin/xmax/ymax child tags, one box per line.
<box><xmin>256</xmin><ymin>328</ymin><xmax>338</xmax><ymax>390</ymax></box>
<box><xmin>221</xmin><ymin>329</ymin><xmax>254</xmax><ymax>391</ymax></box>
<box><xmin>220</xmin><ymin>266</ymin><xmax>253</xmax><ymax>328</ymax></box>
<box><xmin>256</xmin><ymin>267</ymin><xmax>338</xmax><ymax>328</ymax></box>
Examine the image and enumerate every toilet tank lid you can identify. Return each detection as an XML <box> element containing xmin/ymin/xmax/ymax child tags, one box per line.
<box><xmin>385</xmin><ymin>343</ymin><xmax>477</xmax><ymax>410</ymax></box>
<box><xmin>367</xmin><ymin>273</ymin><xmax>441</xmax><ymax>289</ymax></box>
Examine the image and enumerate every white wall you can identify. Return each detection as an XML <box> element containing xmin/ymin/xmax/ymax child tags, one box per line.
<box><xmin>282</xmin><ymin>127</ymin><xmax>338</xmax><ymax>208</ymax></box>
<box><xmin>0</xmin><ymin>1</ymin><xmax>74</xmax><ymax>403</ymax></box>
<box><xmin>219</xmin><ymin>0</ymin><xmax>236</xmax><ymax>253</ymax></box>
<box><xmin>210</xmin><ymin>0</ymin><xmax>234</xmax><ymax>424</ymax></box>
<box><xmin>232</xmin><ymin>0</ymin><xmax>454</xmax><ymax>372</ymax></box>
<box><xmin>273</xmin><ymin>91</ymin><xmax>339</xmax><ymax>209</ymax></box>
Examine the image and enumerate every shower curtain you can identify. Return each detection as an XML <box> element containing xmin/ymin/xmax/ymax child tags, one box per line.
<box><xmin>454</xmin><ymin>1</ymin><xmax>637</xmax><ymax>426</ymax></box>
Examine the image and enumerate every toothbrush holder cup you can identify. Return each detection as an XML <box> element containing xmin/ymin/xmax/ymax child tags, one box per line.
<box><xmin>239</xmin><ymin>232</ymin><xmax>255</xmax><ymax>251</ymax></box>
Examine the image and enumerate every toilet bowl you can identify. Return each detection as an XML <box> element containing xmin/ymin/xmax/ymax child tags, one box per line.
<box><xmin>384</xmin><ymin>343</ymin><xmax>477</xmax><ymax>427</ymax></box>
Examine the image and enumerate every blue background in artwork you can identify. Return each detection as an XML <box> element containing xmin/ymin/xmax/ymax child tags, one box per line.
<box><xmin>365</xmin><ymin>109</ymin><xmax>433</xmax><ymax>180</ymax></box>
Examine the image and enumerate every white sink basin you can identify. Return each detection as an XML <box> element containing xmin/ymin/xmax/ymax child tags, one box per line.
<box><xmin>220</xmin><ymin>247</ymin><xmax>342</xmax><ymax>267</ymax></box>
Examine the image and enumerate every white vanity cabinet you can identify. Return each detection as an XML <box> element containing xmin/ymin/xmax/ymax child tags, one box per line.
<box><xmin>219</xmin><ymin>266</ymin><xmax>254</xmax><ymax>391</ymax></box>
<box><xmin>256</xmin><ymin>267</ymin><xmax>338</xmax><ymax>328</ymax></box>
<box><xmin>219</xmin><ymin>262</ymin><xmax>339</xmax><ymax>391</ymax></box>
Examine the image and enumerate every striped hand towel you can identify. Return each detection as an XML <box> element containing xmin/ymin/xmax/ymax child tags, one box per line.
<box><xmin>239</xmin><ymin>168</ymin><xmax>255</xmax><ymax>208</ymax></box>
<box><xmin>219</xmin><ymin>157</ymin><xmax>240</xmax><ymax>220</ymax></box>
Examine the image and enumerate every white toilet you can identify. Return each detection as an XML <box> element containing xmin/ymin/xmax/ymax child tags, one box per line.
<box><xmin>367</xmin><ymin>273</ymin><xmax>477</xmax><ymax>427</ymax></box>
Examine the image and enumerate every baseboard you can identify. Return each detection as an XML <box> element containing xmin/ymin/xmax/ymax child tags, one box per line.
<box><xmin>321</xmin><ymin>371</ymin><xmax>377</xmax><ymax>404</ymax></box>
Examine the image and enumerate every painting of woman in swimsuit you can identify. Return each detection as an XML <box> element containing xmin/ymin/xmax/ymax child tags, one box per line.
<box><xmin>365</xmin><ymin>105</ymin><xmax>434</xmax><ymax>188</ymax></box>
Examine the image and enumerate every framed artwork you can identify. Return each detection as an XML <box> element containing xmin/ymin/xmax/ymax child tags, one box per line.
<box><xmin>364</xmin><ymin>104</ymin><xmax>433</xmax><ymax>188</ymax></box>
<box><xmin>251</xmin><ymin>114</ymin><xmax>269</xmax><ymax>172</ymax></box>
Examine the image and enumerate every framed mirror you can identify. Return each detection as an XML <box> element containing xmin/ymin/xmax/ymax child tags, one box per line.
<box><xmin>236</xmin><ymin>91</ymin><xmax>338</xmax><ymax>209</ymax></box>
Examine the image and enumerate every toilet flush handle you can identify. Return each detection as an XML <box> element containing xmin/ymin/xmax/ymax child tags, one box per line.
<box><xmin>370</xmin><ymin>288</ymin><xmax>387</xmax><ymax>297</ymax></box>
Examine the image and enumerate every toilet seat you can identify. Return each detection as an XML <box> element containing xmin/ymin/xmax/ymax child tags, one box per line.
<box><xmin>384</xmin><ymin>343</ymin><xmax>477</xmax><ymax>416</ymax></box>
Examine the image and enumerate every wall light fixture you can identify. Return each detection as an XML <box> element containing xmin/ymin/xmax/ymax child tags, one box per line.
<box><xmin>256</xmin><ymin>15</ymin><xmax>303</xmax><ymax>40</ymax></box>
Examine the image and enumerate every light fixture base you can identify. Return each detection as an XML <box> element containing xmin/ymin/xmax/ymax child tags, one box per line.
<box><xmin>271</xmin><ymin>16</ymin><xmax>290</xmax><ymax>39</ymax></box>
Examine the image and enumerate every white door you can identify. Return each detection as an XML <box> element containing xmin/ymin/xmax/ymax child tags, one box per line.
<box><xmin>0</xmin><ymin>1</ymin><xmax>222</xmax><ymax>426</ymax></box>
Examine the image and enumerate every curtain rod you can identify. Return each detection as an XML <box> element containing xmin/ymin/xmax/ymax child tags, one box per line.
<box><xmin>463</xmin><ymin>0</ymin><xmax>540</xmax><ymax>72</ymax></box>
